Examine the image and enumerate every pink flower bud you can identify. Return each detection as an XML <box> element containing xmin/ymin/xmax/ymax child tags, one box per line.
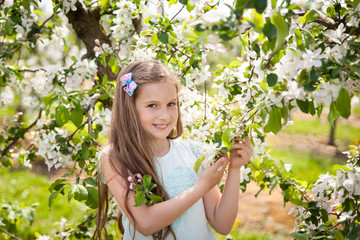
<box><xmin>2</xmin><ymin>58</ymin><xmax>6</xmax><ymax>62</ymax></box>
<box><xmin>20</xmin><ymin>41</ymin><xmax>23</xmax><ymax>45</ymax></box>
<box><xmin>93</xmin><ymin>46</ymin><xmax>100</xmax><ymax>52</ymax></box>
<box><xmin>94</xmin><ymin>39</ymin><xmax>100</xmax><ymax>45</ymax></box>
<box><xmin>136</xmin><ymin>173</ymin><xmax>142</xmax><ymax>179</ymax></box>
<box><xmin>137</xmin><ymin>179</ymin><xmax>142</xmax><ymax>183</ymax></box>
<box><xmin>35</xmin><ymin>33</ymin><xmax>40</xmax><ymax>38</ymax></box>
<box><xmin>127</xmin><ymin>176</ymin><xmax>133</xmax><ymax>182</ymax></box>
<box><xmin>129</xmin><ymin>182</ymin><xmax>135</xmax><ymax>190</ymax></box>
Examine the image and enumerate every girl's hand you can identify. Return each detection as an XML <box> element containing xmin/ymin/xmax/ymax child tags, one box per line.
<box><xmin>198</xmin><ymin>157</ymin><xmax>229</xmax><ymax>192</ymax></box>
<box><xmin>229</xmin><ymin>135</ymin><xmax>253</xmax><ymax>169</ymax></box>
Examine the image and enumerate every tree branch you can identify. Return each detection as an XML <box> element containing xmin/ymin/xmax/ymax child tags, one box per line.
<box><xmin>1</xmin><ymin>108</ymin><xmax>42</xmax><ymax>157</ymax></box>
<box><xmin>0</xmin><ymin>227</ymin><xmax>23</xmax><ymax>240</ymax></box>
<box><xmin>297</xmin><ymin>10</ymin><xmax>336</xmax><ymax>29</ymax></box>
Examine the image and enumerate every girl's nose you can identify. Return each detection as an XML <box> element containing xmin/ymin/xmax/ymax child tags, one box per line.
<box><xmin>158</xmin><ymin>107</ymin><xmax>170</xmax><ymax>120</ymax></box>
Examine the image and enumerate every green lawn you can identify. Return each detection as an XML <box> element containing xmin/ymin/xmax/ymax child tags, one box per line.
<box><xmin>267</xmin><ymin>146</ymin><xmax>342</xmax><ymax>183</ymax></box>
<box><xmin>0</xmin><ymin>168</ymin><xmax>90</xmax><ymax>239</ymax></box>
<box><xmin>283</xmin><ymin>116</ymin><xmax>360</xmax><ymax>148</ymax></box>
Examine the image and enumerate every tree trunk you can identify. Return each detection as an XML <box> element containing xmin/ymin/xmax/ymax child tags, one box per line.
<box><xmin>66</xmin><ymin>2</ymin><xmax>117</xmax><ymax>83</ymax></box>
<box><xmin>328</xmin><ymin>119</ymin><xmax>337</xmax><ymax>146</ymax></box>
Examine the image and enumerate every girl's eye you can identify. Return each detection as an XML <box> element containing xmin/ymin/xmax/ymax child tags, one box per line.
<box><xmin>168</xmin><ymin>102</ymin><xmax>176</xmax><ymax>107</ymax></box>
<box><xmin>148</xmin><ymin>104</ymin><xmax>156</xmax><ymax>108</ymax></box>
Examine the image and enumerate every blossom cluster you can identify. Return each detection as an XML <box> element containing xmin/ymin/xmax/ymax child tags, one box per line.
<box><xmin>36</xmin><ymin>128</ymin><xmax>75</xmax><ymax>171</ymax></box>
<box><xmin>110</xmin><ymin>1</ymin><xmax>138</xmax><ymax>41</ymax></box>
<box><xmin>289</xmin><ymin>145</ymin><xmax>360</xmax><ymax>232</ymax></box>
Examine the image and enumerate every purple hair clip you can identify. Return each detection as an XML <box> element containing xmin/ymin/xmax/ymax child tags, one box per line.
<box><xmin>120</xmin><ymin>72</ymin><xmax>137</xmax><ymax>96</ymax></box>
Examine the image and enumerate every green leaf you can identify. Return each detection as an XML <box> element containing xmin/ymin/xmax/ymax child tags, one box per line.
<box><xmin>134</xmin><ymin>191</ymin><xmax>146</xmax><ymax>207</ymax></box>
<box><xmin>296</xmin><ymin>99</ymin><xmax>309</xmax><ymax>113</ymax></box>
<box><xmin>194</xmin><ymin>156</ymin><xmax>205</xmax><ymax>173</ymax></box>
<box><xmin>235</xmin><ymin>0</ymin><xmax>254</xmax><ymax>10</ymax></box>
<box><xmin>186</xmin><ymin>2</ymin><xmax>195</xmax><ymax>11</ymax></box>
<box><xmin>81</xmin><ymin>147</ymin><xmax>90</xmax><ymax>160</ymax></box>
<box><xmin>266</xmin><ymin>73</ymin><xmax>278</xmax><ymax>87</ymax></box>
<box><xmin>169</xmin><ymin>0</ymin><xmax>177</xmax><ymax>7</ymax></box>
<box><xmin>290</xmin><ymin>232</ymin><xmax>308</xmax><ymax>240</ymax></box>
<box><xmin>222</xmin><ymin>128</ymin><xmax>235</xmax><ymax>149</ymax></box>
<box><xmin>49</xmin><ymin>190</ymin><xmax>61</xmax><ymax>208</ymax></box>
<box><xmin>336</xmin><ymin>88</ymin><xmax>351</xmax><ymax>118</ymax></box>
<box><xmin>85</xmin><ymin>187</ymin><xmax>99</xmax><ymax>209</ymax></box>
<box><xmin>271</xmin><ymin>13</ymin><xmax>289</xmax><ymax>53</ymax></box>
<box><xmin>84</xmin><ymin>177</ymin><xmax>98</xmax><ymax>187</ymax></box>
<box><xmin>266</xmin><ymin>106</ymin><xmax>282</xmax><ymax>134</ymax></box>
<box><xmin>320</xmin><ymin>209</ymin><xmax>329</xmax><ymax>223</ymax></box>
<box><xmin>332</xmin><ymin>164</ymin><xmax>352</xmax><ymax>172</ymax></box>
<box><xmin>72</xmin><ymin>184</ymin><xmax>88</xmax><ymax>202</ymax></box>
<box><xmin>254</xmin><ymin>0</ymin><xmax>267</xmax><ymax>13</ymax></box>
<box><xmin>179</xmin><ymin>0</ymin><xmax>188</xmax><ymax>5</ymax></box>
<box><xmin>4</xmin><ymin>19</ymin><xmax>14</xmax><ymax>36</ymax></box>
<box><xmin>108</xmin><ymin>56</ymin><xmax>118</xmax><ymax>74</ymax></box>
<box><xmin>55</xmin><ymin>105</ymin><xmax>69</xmax><ymax>127</ymax></box>
<box><xmin>328</xmin><ymin>102</ymin><xmax>338</xmax><ymax>127</ymax></box>
<box><xmin>151</xmin><ymin>33</ymin><xmax>159</xmax><ymax>46</ymax></box>
<box><xmin>148</xmin><ymin>195</ymin><xmax>163</xmax><ymax>203</ymax></box>
<box><xmin>140</xmin><ymin>29</ymin><xmax>151</xmax><ymax>37</ymax></box>
<box><xmin>142</xmin><ymin>175</ymin><xmax>152</xmax><ymax>188</ymax></box>
<box><xmin>70</xmin><ymin>104</ymin><xmax>83</xmax><ymax>127</ymax></box>
<box><xmin>158</xmin><ymin>32</ymin><xmax>169</xmax><ymax>44</ymax></box>
<box><xmin>100</xmin><ymin>0</ymin><xmax>110</xmax><ymax>11</ymax></box>
<box><xmin>334</xmin><ymin>230</ymin><xmax>344</xmax><ymax>240</ymax></box>
<box><xmin>263</xmin><ymin>18</ymin><xmax>277</xmax><ymax>41</ymax></box>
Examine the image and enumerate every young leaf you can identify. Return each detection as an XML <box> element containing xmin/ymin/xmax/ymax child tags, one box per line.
<box><xmin>148</xmin><ymin>195</ymin><xmax>163</xmax><ymax>204</ymax></box>
<box><xmin>158</xmin><ymin>32</ymin><xmax>169</xmax><ymax>44</ymax></box>
<box><xmin>142</xmin><ymin>175</ymin><xmax>152</xmax><ymax>188</ymax></box>
<box><xmin>296</xmin><ymin>99</ymin><xmax>309</xmax><ymax>113</ymax></box>
<box><xmin>134</xmin><ymin>191</ymin><xmax>146</xmax><ymax>207</ymax></box>
<box><xmin>266</xmin><ymin>106</ymin><xmax>282</xmax><ymax>134</ymax></box>
<box><xmin>55</xmin><ymin>105</ymin><xmax>69</xmax><ymax>127</ymax></box>
<box><xmin>327</xmin><ymin>102</ymin><xmax>338</xmax><ymax>127</ymax></box>
<box><xmin>336</xmin><ymin>88</ymin><xmax>351</xmax><ymax>118</ymax></box>
<box><xmin>271</xmin><ymin>13</ymin><xmax>289</xmax><ymax>53</ymax></box>
<box><xmin>72</xmin><ymin>184</ymin><xmax>88</xmax><ymax>202</ymax></box>
<box><xmin>85</xmin><ymin>187</ymin><xmax>99</xmax><ymax>209</ymax></box>
<box><xmin>222</xmin><ymin>128</ymin><xmax>235</xmax><ymax>149</ymax></box>
<box><xmin>266</xmin><ymin>73</ymin><xmax>278</xmax><ymax>87</ymax></box>
<box><xmin>194</xmin><ymin>155</ymin><xmax>205</xmax><ymax>173</ymax></box>
<box><xmin>70</xmin><ymin>104</ymin><xmax>83</xmax><ymax>127</ymax></box>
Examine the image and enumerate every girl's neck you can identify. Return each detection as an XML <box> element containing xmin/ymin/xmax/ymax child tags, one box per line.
<box><xmin>152</xmin><ymin>138</ymin><xmax>170</xmax><ymax>157</ymax></box>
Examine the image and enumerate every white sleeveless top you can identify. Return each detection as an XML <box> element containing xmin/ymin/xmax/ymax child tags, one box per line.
<box><xmin>99</xmin><ymin>139</ymin><xmax>215</xmax><ymax>240</ymax></box>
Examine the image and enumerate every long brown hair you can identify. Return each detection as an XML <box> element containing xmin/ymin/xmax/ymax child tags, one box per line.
<box><xmin>94</xmin><ymin>60</ymin><xmax>183</xmax><ymax>240</ymax></box>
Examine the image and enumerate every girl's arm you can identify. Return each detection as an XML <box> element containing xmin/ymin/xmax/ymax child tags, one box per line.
<box><xmin>101</xmin><ymin>153</ymin><xmax>229</xmax><ymax>236</ymax></box>
<box><xmin>203</xmin><ymin>135</ymin><xmax>253</xmax><ymax>235</ymax></box>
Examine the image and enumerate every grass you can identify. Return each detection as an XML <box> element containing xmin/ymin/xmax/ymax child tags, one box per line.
<box><xmin>267</xmin><ymin>146</ymin><xmax>342</xmax><ymax>183</ymax></box>
<box><xmin>283</xmin><ymin>114</ymin><xmax>360</xmax><ymax>148</ymax></box>
<box><xmin>0</xmin><ymin>168</ymin><xmax>90</xmax><ymax>239</ymax></box>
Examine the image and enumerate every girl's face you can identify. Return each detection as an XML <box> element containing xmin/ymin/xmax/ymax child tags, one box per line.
<box><xmin>135</xmin><ymin>81</ymin><xmax>179</xmax><ymax>146</ymax></box>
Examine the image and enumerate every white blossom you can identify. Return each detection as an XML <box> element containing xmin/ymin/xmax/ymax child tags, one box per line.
<box><xmin>93</xmin><ymin>108</ymin><xmax>112</xmax><ymax>137</ymax></box>
<box><xmin>240</xmin><ymin>166</ymin><xmax>251</xmax><ymax>183</ymax></box>
<box><xmin>0</xmin><ymin>86</ymin><xmax>14</xmax><ymax>105</ymax></box>
<box><xmin>37</xmin><ymin>235</ymin><xmax>53</xmax><ymax>240</ymax></box>
<box><xmin>110</xmin><ymin>1</ymin><xmax>138</xmax><ymax>40</ymax></box>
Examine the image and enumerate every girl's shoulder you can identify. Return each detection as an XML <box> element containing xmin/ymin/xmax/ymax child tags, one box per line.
<box><xmin>97</xmin><ymin>145</ymin><xmax>117</xmax><ymax>185</ymax></box>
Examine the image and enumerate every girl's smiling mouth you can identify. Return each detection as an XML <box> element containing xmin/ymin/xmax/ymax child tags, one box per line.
<box><xmin>153</xmin><ymin>124</ymin><xmax>169</xmax><ymax>129</ymax></box>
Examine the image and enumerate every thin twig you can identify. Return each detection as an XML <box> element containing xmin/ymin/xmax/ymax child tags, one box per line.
<box><xmin>1</xmin><ymin>108</ymin><xmax>42</xmax><ymax>157</ymax></box>
<box><xmin>87</xmin><ymin>98</ymin><xmax>101</xmax><ymax>147</ymax></box>
<box><xmin>0</xmin><ymin>228</ymin><xmax>23</xmax><ymax>240</ymax></box>
<box><xmin>169</xmin><ymin>5</ymin><xmax>185</xmax><ymax>23</ymax></box>
<box><xmin>66</xmin><ymin>122</ymin><xmax>87</xmax><ymax>142</ymax></box>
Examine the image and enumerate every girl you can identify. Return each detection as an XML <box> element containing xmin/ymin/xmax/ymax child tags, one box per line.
<box><xmin>94</xmin><ymin>60</ymin><xmax>253</xmax><ymax>240</ymax></box>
